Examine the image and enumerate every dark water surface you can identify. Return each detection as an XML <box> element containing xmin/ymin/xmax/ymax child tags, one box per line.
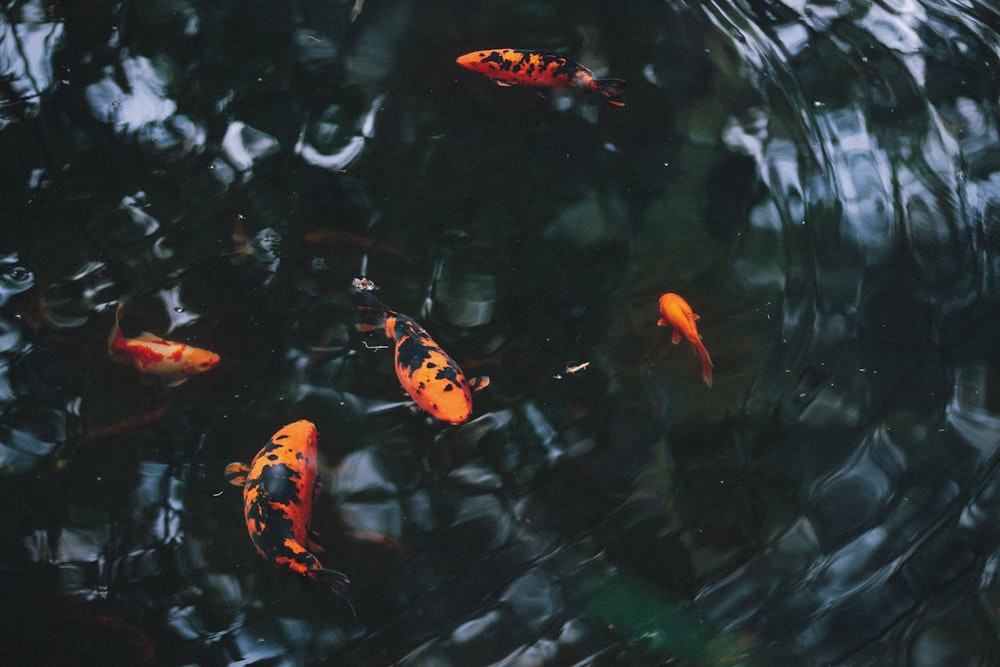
<box><xmin>3</xmin><ymin>0</ymin><xmax>1000</xmax><ymax>665</ymax></box>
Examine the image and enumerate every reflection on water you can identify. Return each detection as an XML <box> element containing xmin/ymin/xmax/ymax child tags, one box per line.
<box><xmin>3</xmin><ymin>0</ymin><xmax>1000</xmax><ymax>664</ymax></box>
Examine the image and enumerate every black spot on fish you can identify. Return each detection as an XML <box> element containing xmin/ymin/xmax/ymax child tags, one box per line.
<box><xmin>260</xmin><ymin>438</ymin><xmax>285</xmax><ymax>456</ymax></box>
<box><xmin>443</xmin><ymin>384</ymin><xmax>453</xmax><ymax>392</ymax></box>
<box><xmin>434</xmin><ymin>366</ymin><xmax>462</xmax><ymax>383</ymax></box>
<box><xmin>267</xmin><ymin>454</ymin><xmax>279</xmax><ymax>461</ymax></box>
<box><xmin>252</xmin><ymin>463</ymin><xmax>304</xmax><ymax>505</ymax></box>
<box><xmin>246</xmin><ymin>501</ymin><xmax>296</xmax><ymax>554</ymax></box>
<box><xmin>394</xmin><ymin>317</ymin><xmax>436</xmax><ymax>374</ymax></box>
<box><xmin>275</xmin><ymin>434</ymin><xmax>288</xmax><ymax>440</ymax></box>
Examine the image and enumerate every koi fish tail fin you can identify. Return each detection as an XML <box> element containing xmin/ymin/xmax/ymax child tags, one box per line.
<box><xmin>309</xmin><ymin>567</ymin><xmax>356</xmax><ymax>615</ymax></box>
<box><xmin>224</xmin><ymin>462</ymin><xmax>249</xmax><ymax>487</ymax></box>
<box><xmin>697</xmin><ymin>344</ymin><xmax>714</xmax><ymax>388</ymax></box>
<box><xmin>356</xmin><ymin>306</ymin><xmax>387</xmax><ymax>332</ymax></box>
<box><xmin>592</xmin><ymin>78</ymin><xmax>626</xmax><ymax>107</ymax></box>
<box><xmin>351</xmin><ymin>287</ymin><xmax>393</xmax><ymax>332</ymax></box>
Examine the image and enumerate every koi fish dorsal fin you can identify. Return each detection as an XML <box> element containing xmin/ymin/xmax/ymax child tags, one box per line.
<box><xmin>134</xmin><ymin>332</ymin><xmax>170</xmax><ymax>344</ymax></box>
<box><xmin>224</xmin><ymin>462</ymin><xmax>249</xmax><ymax>486</ymax></box>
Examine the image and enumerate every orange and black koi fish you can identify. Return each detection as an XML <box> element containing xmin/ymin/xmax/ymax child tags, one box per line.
<box><xmin>456</xmin><ymin>49</ymin><xmax>626</xmax><ymax>107</ymax></box>
<box><xmin>108</xmin><ymin>302</ymin><xmax>220</xmax><ymax>387</ymax></box>
<box><xmin>352</xmin><ymin>286</ymin><xmax>489</xmax><ymax>424</ymax></box>
<box><xmin>657</xmin><ymin>292</ymin><xmax>713</xmax><ymax>387</ymax></box>
<box><xmin>225</xmin><ymin>420</ymin><xmax>354</xmax><ymax>612</ymax></box>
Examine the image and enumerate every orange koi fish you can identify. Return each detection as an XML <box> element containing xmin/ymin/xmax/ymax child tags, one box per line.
<box><xmin>657</xmin><ymin>293</ymin><xmax>713</xmax><ymax>387</ymax></box>
<box><xmin>225</xmin><ymin>420</ymin><xmax>353</xmax><ymax>612</ymax></box>
<box><xmin>107</xmin><ymin>302</ymin><xmax>220</xmax><ymax>387</ymax></box>
<box><xmin>456</xmin><ymin>49</ymin><xmax>626</xmax><ymax>106</ymax></box>
<box><xmin>353</xmin><ymin>286</ymin><xmax>489</xmax><ymax>424</ymax></box>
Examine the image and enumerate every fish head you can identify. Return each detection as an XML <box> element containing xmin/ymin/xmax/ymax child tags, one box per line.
<box><xmin>455</xmin><ymin>50</ymin><xmax>504</xmax><ymax>75</ymax></box>
<box><xmin>273</xmin><ymin>419</ymin><xmax>319</xmax><ymax>452</ymax></box>
<box><xmin>657</xmin><ymin>292</ymin><xmax>680</xmax><ymax>316</ymax></box>
<box><xmin>455</xmin><ymin>51</ymin><xmax>486</xmax><ymax>69</ymax></box>
<box><xmin>184</xmin><ymin>348</ymin><xmax>221</xmax><ymax>375</ymax></box>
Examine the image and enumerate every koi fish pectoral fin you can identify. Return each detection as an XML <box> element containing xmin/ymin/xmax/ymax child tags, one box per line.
<box><xmin>671</xmin><ymin>330</ymin><xmax>682</xmax><ymax>345</ymax></box>
<box><xmin>224</xmin><ymin>462</ymin><xmax>249</xmax><ymax>487</ymax></box>
<box><xmin>469</xmin><ymin>376</ymin><xmax>490</xmax><ymax>393</ymax></box>
<box><xmin>656</xmin><ymin>317</ymin><xmax>668</xmax><ymax>327</ymax></box>
<box><xmin>491</xmin><ymin>79</ymin><xmax>516</xmax><ymax>87</ymax></box>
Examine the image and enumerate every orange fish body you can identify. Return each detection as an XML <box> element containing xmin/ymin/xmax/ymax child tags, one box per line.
<box><xmin>657</xmin><ymin>293</ymin><xmax>713</xmax><ymax>387</ymax></box>
<box><xmin>353</xmin><ymin>289</ymin><xmax>488</xmax><ymax>424</ymax></box>
<box><xmin>225</xmin><ymin>420</ymin><xmax>352</xmax><ymax>606</ymax></box>
<box><xmin>107</xmin><ymin>302</ymin><xmax>220</xmax><ymax>386</ymax></box>
<box><xmin>456</xmin><ymin>49</ymin><xmax>626</xmax><ymax>106</ymax></box>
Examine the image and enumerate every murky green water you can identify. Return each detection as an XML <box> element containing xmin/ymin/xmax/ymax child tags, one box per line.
<box><xmin>3</xmin><ymin>0</ymin><xmax>1000</xmax><ymax>665</ymax></box>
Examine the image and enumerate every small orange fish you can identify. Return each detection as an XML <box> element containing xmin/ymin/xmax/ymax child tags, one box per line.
<box><xmin>353</xmin><ymin>286</ymin><xmax>489</xmax><ymax>424</ymax></box>
<box><xmin>82</xmin><ymin>404</ymin><xmax>171</xmax><ymax>443</ymax></box>
<box><xmin>657</xmin><ymin>293</ymin><xmax>713</xmax><ymax>387</ymax></box>
<box><xmin>107</xmin><ymin>302</ymin><xmax>220</xmax><ymax>387</ymax></box>
<box><xmin>225</xmin><ymin>420</ymin><xmax>353</xmax><ymax>612</ymax></box>
<box><xmin>456</xmin><ymin>49</ymin><xmax>626</xmax><ymax>106</ymax></box>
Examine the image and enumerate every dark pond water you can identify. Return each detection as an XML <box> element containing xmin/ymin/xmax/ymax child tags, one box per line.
<box><xmin>3</xmin><ymin>0</ymin><xmax>1000</xmax><ymax>664</ymax></box>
